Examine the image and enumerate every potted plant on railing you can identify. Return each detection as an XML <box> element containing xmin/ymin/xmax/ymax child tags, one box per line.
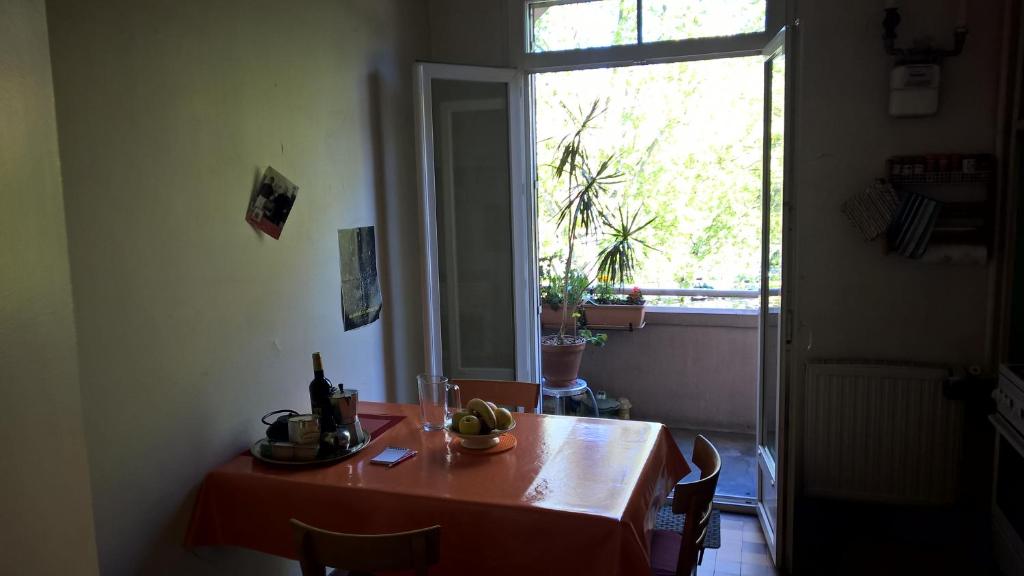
<box><xmin>583</xmin><ymin>284</ymin><xmax>647</xmax><ymax>330</ymax></box>
<box><xmin>540</xmin><ymin>101</ymin><xmax>618</xmax><ymax>387</ymax></box>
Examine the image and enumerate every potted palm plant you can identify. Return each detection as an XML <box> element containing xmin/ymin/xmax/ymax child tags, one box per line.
<box><xmin>541</xmin><ymin>102</ymin><xmax>615</xmax><ymax>387</ymax></box>
<box><xmin>580</xmin><ymin>204</ymin><xmax>655</xmax><ymax>329</ymax></box>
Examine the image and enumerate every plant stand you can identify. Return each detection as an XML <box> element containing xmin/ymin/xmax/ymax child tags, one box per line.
<box><xmin>541</xmin><ymin>378</ymin><xmax>599</xmax><ymax>417</ymax></box>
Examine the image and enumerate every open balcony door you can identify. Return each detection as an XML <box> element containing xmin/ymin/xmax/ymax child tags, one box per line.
<box><xmin>756</xmin><ymin>27</ymin><xmax>793</xmax><ymax>566</ymax></box>
<box><xmin>413</xmin><ymin>63</ymin><xmax>539</xmax><ymax>385</ymax></box>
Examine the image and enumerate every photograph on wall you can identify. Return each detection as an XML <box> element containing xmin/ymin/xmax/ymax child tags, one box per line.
<box><xmin>339</xmin><ymin>226</ymin><xmax>382</xmax><ymax>331</ymax></box>
<box><xmin>246</xmin><ymin>166</ymin><xmax>298</xmax><ymax>239</ymax></box>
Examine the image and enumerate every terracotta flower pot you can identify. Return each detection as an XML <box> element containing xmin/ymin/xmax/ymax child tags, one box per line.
<box><xmin>582</xmin><ymin>303</ymin><xmax>646</xmax><ymax>329</ymax></box>
<box><xmin>540</xmin><ymin>304</ymin><xmax>576</xmax><ymax>328</ymax></box>
<box><xmin>541</xmin><ymin>338</ymin><xmax>585</xmax><ymax>387</ymax></box>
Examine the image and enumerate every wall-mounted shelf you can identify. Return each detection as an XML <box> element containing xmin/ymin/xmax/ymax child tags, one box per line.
<box><xmin>888</xmin><ymin>171</ymin><xmax>993</xmax><ymax>185</ymax></box>
<box><xmin>884</xmin><ymin>154</ymin><xmax>995</xmax><ymax>264</ymax></box>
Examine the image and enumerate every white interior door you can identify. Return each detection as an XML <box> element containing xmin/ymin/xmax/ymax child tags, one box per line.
<box><xmin>413</xmin><ymin>63</ymin><xmax>539</xmax><ymax>382</ymax></box>
<box><xmin>756</xmin><ymin>27</ymin><xmax>791</xmax><ymax>565</ymax></box>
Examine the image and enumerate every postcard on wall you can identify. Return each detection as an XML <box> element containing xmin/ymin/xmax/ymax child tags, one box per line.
<box><xmin>246</xmin><ymin>166</ymin><xmax>298</xmax><ymax>239</ymax></box>
<box><xmin>339</xmin><ymin>226</ymin><xmax>382</xmax><ymax>331</ymax></box>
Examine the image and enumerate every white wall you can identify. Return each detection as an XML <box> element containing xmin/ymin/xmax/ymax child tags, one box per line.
<box><xmin>786</xmin><ymin>0</ymin><xmax>1004</xmax><ymax>570</ymax></box>
<box><xmin>45</xmin><ymin>0</ymin><xmax>427</xmax><ymax>573</ymax></box>
<box><xmin>791</xmin><ymin>0</ymin><xmax>1002</xmax><ymax>369</ymax></box>
<box><xmin>428</xmin><ymin>0</ymin><xmax>510</xmax><ymax>67</ymax></box>
<box><xmin>0</xmin><ymin>1</ymin><xmax>99</xmax><ymax>574</ymax></box>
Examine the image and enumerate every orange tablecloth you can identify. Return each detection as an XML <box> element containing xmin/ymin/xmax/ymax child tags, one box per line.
<box><xmin>185</xmin><ymin>402</ymin><xmax>689</xmax><ymax>575</ymax></box>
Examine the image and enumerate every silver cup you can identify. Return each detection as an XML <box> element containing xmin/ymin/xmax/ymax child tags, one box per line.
<box><xmin>287</xmin><ymin>415</ymin><xmax>320</xmax><ymax>445</ymax></box>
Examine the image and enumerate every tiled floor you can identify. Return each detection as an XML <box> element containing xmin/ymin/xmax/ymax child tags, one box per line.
<box><xmin>671</xmin><ymin>428</ymin><xmax>757</xmax><ymax>500</ymax></box>
<box><xmin>698</xmin><ymin>512</ymin><xmax>778</xmax><ymax>576</ymax></box>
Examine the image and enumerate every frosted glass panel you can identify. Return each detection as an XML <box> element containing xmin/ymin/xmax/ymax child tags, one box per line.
<box><xmin>431</xmin><ymin>79</ymin><xmax>516</xmax><ymax>380</ymax></box>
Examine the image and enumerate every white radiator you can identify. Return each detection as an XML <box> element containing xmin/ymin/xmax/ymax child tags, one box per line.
<box><xmin>802</xmin><ymin>362</ymin><xmax>964</xmax><ymax>505</ymax></box>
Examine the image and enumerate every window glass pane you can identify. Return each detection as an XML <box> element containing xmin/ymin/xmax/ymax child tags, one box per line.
<box><xmin>767</xmin><ymin>53</ymin><xmax>785</xmax><ymax>313</ymax></box>
<box><xmin>761</xmin><ymin>49</ymin><xmax>785</xmax><ymax>463</ymax></box>
<box><xmin>534</xmin><ymin>57</ymin><xmax>764</xmax><ymax>309</ymax></box>
<box><xmin>643</xmin><ymin>0</ymin><xmax>765</xmax><ymax>42</ymax></box>
<box><xmin>431</xmin><ymin>79</ymin><xmax>516</xmax><ymax>379</ymax></box>
<box><xmin>530</xmin><ymin>0</ymin><xmax>638</xmax><ymax>53</ymax></box>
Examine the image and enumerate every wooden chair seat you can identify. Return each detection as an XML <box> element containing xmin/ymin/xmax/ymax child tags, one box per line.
<box><xmin>650</xmin><ymin>529</ymin><xmax>686</xmax><ymax>576</ymax></box>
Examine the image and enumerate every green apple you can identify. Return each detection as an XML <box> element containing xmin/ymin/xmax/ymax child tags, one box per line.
<box><xmin>494</xmin><ymin>407</ymin><xmax>513</xmax><ymax>430</ymax></box>
<box><xmin>451</xmin><ymin>410</ymin><xmax>473</xmax><ymax>430</ymax></box>
<box><xmin>458</xmin><ymin>414</ymin><xmax>481</xmax><ymax>435</ymax></box>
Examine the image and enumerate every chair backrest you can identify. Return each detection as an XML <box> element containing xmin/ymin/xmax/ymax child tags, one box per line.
<box><xmin>670</xmin><ymin>435</ymin><xmax>721</xmax><ymax>576</ymax></box>
<box><xmin>451</xmin><ymin>379</ymin><xmax>540</xmax><ymax>413</ymax></box>
<box><xmin>290</xmin><ymin>519</ymin><xmax>441</xmax><ymax>576</ymax></box>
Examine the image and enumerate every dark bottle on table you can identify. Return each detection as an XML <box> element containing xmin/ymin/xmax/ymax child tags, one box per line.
<box><xmin>309</xmin><ymin>352</ymin><xmax>336</xmax><ymax>436</ymax></box>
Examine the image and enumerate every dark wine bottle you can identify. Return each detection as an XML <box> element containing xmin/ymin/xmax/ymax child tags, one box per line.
<box><xmin>309</xmin><ymin>352</ymin><xmax>336</xmax><ymax>434</ymax></box>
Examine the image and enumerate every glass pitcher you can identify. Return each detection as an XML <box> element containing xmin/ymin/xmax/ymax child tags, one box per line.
<box><xmin>417</xmin><ymin>374</ymin><xmax>460</xmax><ymax>431</ymax></box>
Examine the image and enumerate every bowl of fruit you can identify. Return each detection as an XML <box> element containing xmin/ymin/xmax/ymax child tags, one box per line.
<box><xmin>448</xmin><ymin>398</ymin><xmax>516</xmax><ymax>449</ymax></box>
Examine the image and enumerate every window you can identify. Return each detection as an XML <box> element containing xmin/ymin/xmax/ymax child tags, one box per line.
<box><xmin>642</xmin><ymin>0</ymin><xmax>766</xmax><ymax>42</ymax></box>
<box><xmin>530</xmin><ymin>0</ymin><xmax>637</xmax><ymax>53</ymax></box>
<box><xmin>529</xmin><ymin>0</ymin><xmax>766</xmax><ymax>53</ymax></box>
<box><xmin>527</xmin><ymin>0</ymin><xmax>778</xmax><ymax>309</ymax></box>
<box><xmin>535</xmin><ymin>59</ymin><xmax>763</xmax><ymax>308</ymax></box>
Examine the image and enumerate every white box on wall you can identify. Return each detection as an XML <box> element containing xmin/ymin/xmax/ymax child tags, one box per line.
<box><xmin>890</xmin><ymin>64</ymin><xmax>941</xmax><ymax>117</ymax></box>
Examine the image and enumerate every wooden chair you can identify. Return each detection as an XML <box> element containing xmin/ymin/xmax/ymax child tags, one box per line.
<box><xmin>290</xmin><ymin>519</ymin><xmax>441</xmax><ymax>576</ymax></box>
<box><xmin>450</xmin><ymin>379</ymin><xmax>540</xmax><ymax>413</ymax></box>
<box><xmin>649</xmin><ymin>435</ymin><xmax>722</xmax><ymax>576</ymax></box>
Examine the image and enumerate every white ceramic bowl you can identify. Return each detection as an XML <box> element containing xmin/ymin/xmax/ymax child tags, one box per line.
<box><xmin>447</xmin><ymin>420</ymin><xmax>516</xmax><ymax>449</ymax></box>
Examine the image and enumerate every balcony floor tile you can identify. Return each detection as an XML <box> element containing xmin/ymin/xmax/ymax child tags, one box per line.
<box><xmin>670</xmin><ymin>428</ymin><xmax>756</xmax><ymax>500</ymax></box>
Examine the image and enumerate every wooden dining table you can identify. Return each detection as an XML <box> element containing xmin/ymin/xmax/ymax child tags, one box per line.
<box><xmin>185</xmin><ymin>401</ymin><xmax>690</xmax><ymax>575</ymax></box>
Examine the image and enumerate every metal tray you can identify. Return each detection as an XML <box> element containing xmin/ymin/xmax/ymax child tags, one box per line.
<box><xmin>250</xmin><ymin>433</ymin><xmax>372</xmax><ymax>467</ymax></box>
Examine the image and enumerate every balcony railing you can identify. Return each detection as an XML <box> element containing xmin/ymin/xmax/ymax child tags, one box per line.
<box><xmin>609</xmin><ymin>286</ymin><xmax>780</xmax><ymax>299</ymax></box>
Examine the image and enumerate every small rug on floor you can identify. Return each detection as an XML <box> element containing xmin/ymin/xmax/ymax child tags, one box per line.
<box><xmin>655</xmin><ymin>507</ymin><xmax>721</xmax><ymax>549</ymax></box>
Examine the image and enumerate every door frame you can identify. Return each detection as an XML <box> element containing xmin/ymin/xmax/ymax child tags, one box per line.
<box><xmin>756</xmin><ymin>24</ymin><xmax>786</xmax><ymax>483</ymax></box>
<box><xmin>755</xmin><ymin>24</ymin><xmax>797</xmax><ymax>568</ymax></box>
<box><xmin>413</xmin><ymin>62</ymin><xmax>540</xmax><ymax>382</ymax></box>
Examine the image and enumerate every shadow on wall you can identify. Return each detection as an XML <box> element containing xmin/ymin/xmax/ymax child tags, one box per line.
<box><xmin>367</xmin><ymin>53</ymin><xmax>426</xmax><ymax>404</ymax></box>
<box><xmin>369</xmin><ymin>70</ymin><xmax>401</xmax><ymax>403</ymax></box>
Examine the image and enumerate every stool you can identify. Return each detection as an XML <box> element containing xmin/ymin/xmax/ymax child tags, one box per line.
<box><xmin>541</xmin><ymin>378</ymin><xmax>599</xmax><ymax>417</ymax></box>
